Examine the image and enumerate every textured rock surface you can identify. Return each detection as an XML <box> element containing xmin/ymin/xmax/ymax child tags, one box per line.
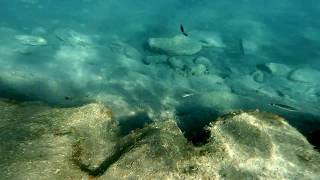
<box><xmin>143</xmin><ymin>55</ymin><xmax>167</xmax><ymax>65</ymax></box>
<box><xmin>15</xmin><ymin>35</ymin><xmax>47</xmax><ymax>46</ymax></box>
<box><xmin>0</xmin><ymin>100</ymin><xmax>115</xmax><ymax>179</ymax></box>
<box><xmin>289</xmin><ymin>68</ymin><xmax>320</xmax><ymax>83</ymax></box>
<box><xmin>257</xmin><ymin>62</ymin><xmax>291</xmax><ymax>76</ymax></box>
<box><xmin>251</xmin><ymin>70</ymin><xmax>264</xmax><ymax>83</ymax></box>
<box><xmin>0</xmin><ymin>99</ymin><xmax>319</xmax><ymax>179</ymax></box>
<box><xmin>148</xmin><ymin>35</ymin><xmax>202</xmax><ymax>55</ymax></box>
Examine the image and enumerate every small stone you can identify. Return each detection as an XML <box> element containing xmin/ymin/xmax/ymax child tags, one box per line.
<box><xmin>148</xmin><ymin>35</ymin><xmax>202</xmax><ymax>56</ymax></box>
<box><xmin>190</xmin><ymin>64</ymin><xmax>208</xmax><ymax>76</ymax></box>
<box><xmin>168</xmin><ymin>57</ymin><xmax>185</xmax><ymax>70</ymax></box>
<box><xmin>257</xmin><ymin>62</ymin><xmax>291</xmax><ymax>76</ymax></box>
<box><xmin>124</xmin><ymin>45</ymin><xmax>141</xmax><ymax>60</ymax></box>
<box><xmin>194</xmin><ymin>56</ymin><xmax>211</xmax><ymax>67</ymax></box>
<box><xmin>55</xmin><ymin>28</ymin><xmax>92</xmax><ymax>47</ymax></box>
<box><xmin>189</xmin><ymin>31</ymin><xmax>225</xmax><ymax>48</ymax></box>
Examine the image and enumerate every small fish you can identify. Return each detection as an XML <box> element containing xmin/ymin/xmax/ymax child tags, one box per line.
<box><xmin>238</xmin><ymin>38</ymin><xmax>245</xmax><ymax>56</ymax></box>
<box><xmin>182</xmin><ymin>93</ymin><xmax>195</xmax><ymax>98</ymax></box>
<box><xmin>269</xmin><ymin>103</ymin><xmax>298</xmax><ymax>112</ymax></box>
<box><xmin>180</xmin><ymin>24</ymin><xmax>188</xmax><ymax>36</ymax></box>
<box><xmin>64</xmin><ymin>96</ymin><xmax>72</xmax><ymax>100</ymax></box>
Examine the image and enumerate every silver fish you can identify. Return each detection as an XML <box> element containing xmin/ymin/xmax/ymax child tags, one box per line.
<box><xmin>269</xmin><ymin>103</ymin><xmax>298</xmax><ymax>111</ymax></box>
<box><xmin>182</xmin><ymin>93</ymin><xmax>195</xmax><ymax>98</ymax></box>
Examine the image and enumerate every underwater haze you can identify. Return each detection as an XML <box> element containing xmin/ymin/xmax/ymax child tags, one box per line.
<box><xmin>1</xmin><ymin>0</ymin><xmax>320</xmax><ymax>144</ymax></box>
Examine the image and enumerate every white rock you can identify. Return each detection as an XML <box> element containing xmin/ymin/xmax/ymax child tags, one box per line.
<box><xmin>124</xmin><ymin>45</ymin><xmax>141</xmax><ymax>60</ymax></box>
<box><xmin>15</xmin><ymin>35</ymin><xmax>47</xmax><ymax>46</ymax></box>
<box><xmin>190</xmin><ymin>64</ymin><xmax>208</xmax><ymax>76</ymax></box>
<box><xmin>289</xmin><ymin>68</ymin><xmax>320</xmax><ymax>83</ymax></box>
<box><xmin>194</xmin><ymin>56</ymin><xmax>211</xmax><ymax>67</ymax></box>
<box><xmin>257</xmin><ymin>62</ymin><xmax>291</xmax><ymax>76</ymax></box>
<box><xmin>148</xmin><ymin>35</ymin><xmax>202</xmax><ymax>56</ymax></box>
<box><xmin>168</xmin><ymin>57</ymin><xmax>185</xmax><ymax>69</ymax></box>
<box><xmin>199</xmin><ymin>91</ymin><xmax>238</xmax><ymax>110</ymax></box>
<box><xmin>189</xmin><ymin>31</ymin><xmax>225</xmax><ymax>48</ymax></box>
<box><xmin>55</xmin><ymin>28</ymin><xmax>92</xmax><ymax>47</ymax></box>
<box><xmin>190</xmin><ymin>75</ymin><xmax>225</xmax><ymax>91</ymax></box>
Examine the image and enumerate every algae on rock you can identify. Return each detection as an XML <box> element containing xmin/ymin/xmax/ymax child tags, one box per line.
<box><xmin>0</xmin><ymin>98</ymin><xmax>319</xmax><ymax>179</ymax></box>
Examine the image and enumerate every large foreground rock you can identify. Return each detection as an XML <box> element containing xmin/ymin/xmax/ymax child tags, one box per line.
<box><xmin>148</xmin><ymin>35</ymin><xmax>202</xmax><ymax>56</ymax></box>
<box><xmin>0</xmin><ymin>99</ymin><xmax>319</xmax><ymax>179</ymax></box>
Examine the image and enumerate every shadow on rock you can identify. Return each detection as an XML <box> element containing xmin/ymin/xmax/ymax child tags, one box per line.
<box><xmin>175</xmin><ymin>101</ymin><xmax>219</xmax><ymax>146</ymax></box>
<box><xmin>118</xmin><ymin>112</ymin><xmax>153</xmax><ymax>136</ymax></box>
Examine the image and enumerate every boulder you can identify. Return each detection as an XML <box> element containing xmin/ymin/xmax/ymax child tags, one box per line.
<box><xmin>257</xmin><ymin>62</ymin><xmax>291</xmax><ymax>76</ymax></box>
<box><xmin>15</xmin><ymin>35</ymin><xmax>47</xmax><ymax>46</ymax></box>
<box><xmin>143</xmin><ymin>55</ymin><xmax>167</xmax><ymax>65</ymax></box>
<box><xmin>190</xmin><ymin>64</ymin><xmax>209</xmax><ymax>76</ymax></box>
<box><xmin>99</xmin><ymin>111</ymin><xmax>320</xmax><ymax>179</ymax></box>
<box><xmin>148</xmin><ymin>35</ymin><xmax>202</xmax><ymax>56</ymax></box>
<box><xmin>55</xmin><ymin>28</ymin><xmax>92</xmax><ymax>47</ymax></box>
<box><xmin>289</xmin><ymin>68</ymin><xmax>320</xmax><ymax>83</ymax></box>
<box><xmin>168</xmin><ymin>57</ymin><xmax>186</xmax><ymax>70</ymax></box>
<box><xmin>1</xmin><ymin>99</ymin><xmax>319</xmax><ymax>179</ymax></box>
<box><xmin>194</xmin><ymin>56</ymin><xmax>212</xmax><ymax>67</ymax></box>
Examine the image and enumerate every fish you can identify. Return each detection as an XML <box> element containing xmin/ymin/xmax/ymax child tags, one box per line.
<box><xmin>238</xmin><ymin>38</ymin><xmax>245</xmax><ymax>56</ymax></box>
<box><xmin>180</xmin><ymin>24</ymin><xmax>188</xmax><ymax>36</ymax></box>
<box><xmin>269</xmin><ymin>103</ymin><xmax>298</xmax><ymax>112</ymax></box>
<box><xmin>182</xmin><ymin>93</ymin><xmax>195</xmax><ymax>98</ymax></box>
<box><xmin>64</xmin><ymin>96</ymin><xmax>72</xmax><ymax>100</ymax></box>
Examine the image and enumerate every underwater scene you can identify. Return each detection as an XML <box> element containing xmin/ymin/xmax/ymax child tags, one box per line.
<box><xmin>0</xmin><ymin>0</ymin><xmax>320</xmax><ymax>179</ymax></box>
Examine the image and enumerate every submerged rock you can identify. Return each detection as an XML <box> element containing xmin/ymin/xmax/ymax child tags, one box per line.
<box><xmin>1</xmin><ymin>99</ymin><xmax>319</xmax><ymax>179</ymax></box>
<box><xmin>251</xmin><ymin>70</ymin><xmax>264</xmax><ymax>83</ymax></box>
<box><xmin>15</xmin><ymin>35</ymin><xmax>47</xmax><ymax>46</ymax></box>
<box><xmin>55</xmin><ymin>28</ymin><xmax>92</xmax><ymax>47</ymax></box>
<box><xmin>189</xmin><ymin>31</ymin><xmax>226</xmax><ymax>48</ymax></box>
<box><xmin>190</xmin><ymin>64</ymin><xmax>209</xmax><ymax>76</ymax></box>
<box><xmin>143</xmin><ymin>55</ymin><xmax>167</xmax><ymax>65</ymax></box>
<box><xmin>100</xmin><ymin>111</ymin><xmax>320</xmax><ymax>179</ymax></box>
<box><xmin>109</xmin><ymin>40</ymin><xmax>142</xmax><ymax>60</ymax></box>
<box><xmin>257</xmin><ymin>62</ymin><xmax>291</xmax><ymax>76</ymax></box>
<box><xmin>289</xmin><ymin>68</ymin><xmax>320</xmax><ymax>83</ymax></box>
<box><xmin>168</xmin><ymin>56</ymin><xmax>186</xmax><ymax>70</ymax></box>
<box><xmin>194</xmin><ymin>56</ymin><xmax>211</xmax><ymax>67</ymax></box>
<box><xmin>148</xmin><ymin>35</ymin><xmax>202</xmax><ymax>56</ymax></box>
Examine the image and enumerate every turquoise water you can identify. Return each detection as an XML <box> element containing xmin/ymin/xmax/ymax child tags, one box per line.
<box><xmin>0</xmin><ymin>1</ymin><xmax>319</xmax><ymax>145</ymax></box>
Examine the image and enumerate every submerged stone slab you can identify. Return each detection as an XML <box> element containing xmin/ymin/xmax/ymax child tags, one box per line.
<box><xmin>257</xmin><ymin>62</ymin><xmax>291</xmax><ymax>76</ymax></box>
<box><xmin>99</xmin><ymin>111</ymin><xmax>320</xmax><ymax>179</ymax></box>
<box><xmin>148</xmin><ymin>35</ymin><xmax>202</xmax><ymax>56</ymax></box>
<box><xmin>289</xmin><ymin>68</ymin><xmax>320</xmax><ymax>83</ymax></box>
<box><xmin>55</xmin><ymin>28</ymin><xmax>92</xmax><ymax>47</ymax></box>
<box><xmin>15</xmin><ymin>35</ymin><xmax>47</xmax><ymax>46</ymax></box>
<box><xmin>1</xmin><ymin>99</ymin><xmax>319</xmax><ymax>179</ymax></box>
<box><xmin>189</xmin><ymin>30</ymin><xmax>226</xmax><ymax>48</ymax></box>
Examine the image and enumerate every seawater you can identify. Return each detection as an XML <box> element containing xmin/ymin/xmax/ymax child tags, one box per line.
<box><xmin>0</xmin><ymin>0</ymin><xmax>320</xmax><ymax>139</ymax></box>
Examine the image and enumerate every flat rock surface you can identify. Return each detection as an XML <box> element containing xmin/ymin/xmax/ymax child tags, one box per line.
<box><xmin>0</xmin><ymin>99</ymin><xmax>319</xmax><ymax>179</ymax></box>
<box><xmin>148</xmin><ymin>35</ymin><xmax>202</xmax><ymax>56</ymax></box>
<box><xmin>257</xmin><ymin>62</ymin><xmax>291</xmax><ymax>76</ymax></box>
<box><xmin>289</xmin><ymin>68</ymin><xmax>320</xmax><ymax>83</ymax></box>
